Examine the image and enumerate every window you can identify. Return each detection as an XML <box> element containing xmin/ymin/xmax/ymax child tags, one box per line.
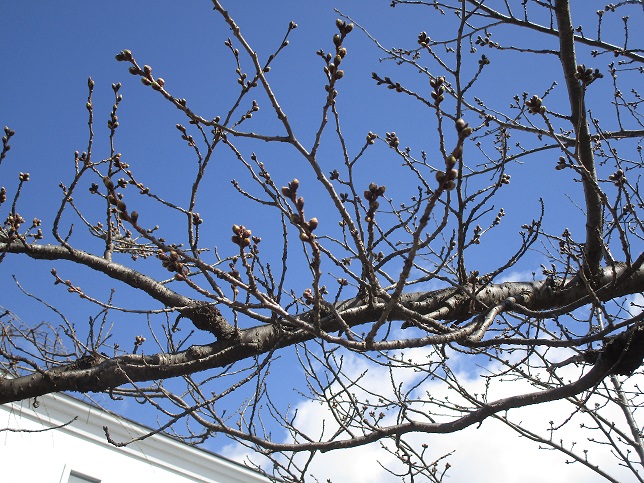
<box><xmin>67</xmin><ymin>470</ymin><xmax>101</xmax><ymax>483</ymax></box>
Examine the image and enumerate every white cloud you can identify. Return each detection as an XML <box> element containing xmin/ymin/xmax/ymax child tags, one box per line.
<box><xmin>628</xmin><ymin>293</ymin><xmax>644</xmax><ymax>316</ymax></box>
<box><xmin>496</xmin><ymin>268</ymin><xmax>538</xmax><ymax>283</ymax></box>
<box><xmin>222</xmin><ymin>351</ymin><xmax>641</xmax><ymax>482</ymax></box>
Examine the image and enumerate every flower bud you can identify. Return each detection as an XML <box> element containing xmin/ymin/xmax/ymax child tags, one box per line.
<box><xmin>459</xmin><ymin>127</ymin><xmax>473</xmax><ymax>138</ymax></box>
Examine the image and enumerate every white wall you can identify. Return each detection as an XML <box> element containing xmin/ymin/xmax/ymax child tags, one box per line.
<box><xmin>0</xmin><ymin>392</ymin><xmax>268</xmax><ymax>483</ymax></box>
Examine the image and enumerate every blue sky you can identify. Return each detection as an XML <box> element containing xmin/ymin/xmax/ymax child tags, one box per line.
<box><xmin>2</xmin><ymin>1</ymin><xmax>643</xmax><ymax>481</ymax></box>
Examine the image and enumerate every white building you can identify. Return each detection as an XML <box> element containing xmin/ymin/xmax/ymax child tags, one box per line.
<box><xmin>1</xmin><ymin>392</ymin><xmax>269</xmax><ymax>483</ymax></box>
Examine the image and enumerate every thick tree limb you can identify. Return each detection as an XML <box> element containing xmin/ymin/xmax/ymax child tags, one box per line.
<box><xmin>2</xmin><ymin>260</ymin><xmax>643</xmax><ymax>404</ymax></box>
<box><xmin>0</xmin><ymin>241</ymin><xmax>234</xmax><ymax>338</ymax></box>
<box><xmin>554</xmin><ymin>0</ymin><xmax>604</xmax><ymax>274</ymax></box>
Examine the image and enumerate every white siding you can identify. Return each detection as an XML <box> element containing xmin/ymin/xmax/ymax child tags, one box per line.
<box><xmin>0</xmin><ymin>393</ymin><xmax>268</xmax><ymax>483</ymax></box>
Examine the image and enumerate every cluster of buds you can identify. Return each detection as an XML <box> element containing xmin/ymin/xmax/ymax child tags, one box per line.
<box><xmin>103</xmin><ymin>176</ymin><xmax>140</xmax><ymax>224</ymax></box>
<box><xmin>282</xmin><ymin>179</ymin><xmax>319</xmax><ymax>242</ymax></box>
<box><xmin>19</xmin><ymin>172</ymin><xmax>30</xmax><ymax>182</ymax></box>
<box><xmin>116</xmin><ymin>49</ymin><xmax>166</xmax><ymax>91</ymax></box>
<box><xmin>335</xmin><ymin>18</ymin><xmax>354</xmax><ymax>38</ymax></box>
<box><xmin>455</xmin><ymin>118</ymin><xmax>473</xmax><ymax>139</ymax></box>
<box><xmin>472</xmin><ymin>224</ymin><xmax>482</xmax><ymax>244</ymax></box>
<box><xmin>75</xmin><ymin>151</ymin><xmax>89</xmax><ymax>164</ymax></box>
<box><xmin>3</xmin><ymin>125</ymin><xmax>15</xmax><ymax>143</ymax></box>
<box><xmin>435</xmin><ymin>168</ymin><xmax>458</xmax><ymax>190</ymax></box>
<box><xmin>175</xmin><ymin>124</ymin><xmax>196</xmax><ymax>147</ymax></box>
<box><xmin>364</xmin><ymin>182</ymin><xmax>386</xmax><ymax>222</ymax></box>
<box><xmin>244</xmin><ymin>100</ymin><xmax>260</xmax><ymax>120</ymax></box>
<box><xmin>609</xmin><ymin>168</ymin><xmax>626</xmax><ymax>186</ymax></box>
<box><xmin>317</xmin><ymin>19</ymin><xmax>352</xmax><ymax>100</ymax></box>
<box><xmin>236</xmin><ymin>66</ymin><xmax>247</xmax><ymax>86</ymax></box>
<box><xmin>556</xmin><ymin>156</ymin><xmax>568</xmax><ymax>170</ymax></box>
<box><xmin>417</xmin><ymin>31</ymin><xmax>431</xmax><ymax>47</ymax></box>
<box><xmin>50</xmin><ymin>270</ymin><xmax>84</xmax><ymax>296</ymax></box>
<box><xmin>107</xmin><ymin>84</ymin><xmax>122</xmax><ymax>131</ymax></box>
<box><xmin>4</xmin><ymin>213</ymin><xmax>25</xmax><ymax>232</ymax></box>
<box><xmin>498</xmin><ymin>173</ymin><xmax>511</xmax><ymax>186</ymax></box>
<box><xmin>133</xmin><ymin>335</ymin><xmax>146</xmax><ymax>353</ymax></box>
<box><xmin>525</xmin><ymin>95</ymin><xmax>545</xmax><ymax>115</ymax></box>
<box><xmin>281</xmin><ymin>178</ymin><xmax>301</xmax><ymax>205</ymax></box>
<box><xmin>303</xmin><ymin>287</ymin><xmax>314</xmax><ymax>305</ymax></box>
<box><xmin>372</xmin><ymin>73</ymin><xmax>405</xmax><ymax>94</ymax></box>
<box><xmin>575</xmin><ymin>64</ymin><xmax>602</xmax><ymax>85</ymax></box>
<box><xmin>292</xmin><ymin>215</ymin><xmax>318</xmax><ymax>241</ymax></box>
<box><xmin>430</xmin><ymin>76</ymin><xmax>445</xmax><ymax>106</ymax></box>
<box><xmin>2</xmin><ymin>125</ymin><xmax>15</xmax><ymax>161</ymax></box>
<box><xmin>366</xmin><ymin>132</ymin><xmax>377</xmax><ymax>145</ymax></box>
<box><xmin>159</xmin><ymin>250</ymin><xmax>182</xmax><ymax>271</ymax></box>
<box><xmin>325</xmin><ymin>46</ymin><xmax>346</xmax><ymax>82</ymax></box>
<box><xmin>475</xmin><ymin>34</ymin><xmax>500</xmax><ymax>49</ymax></box>
<box><xmin>443</xmin><ymin>119</ymin><xmax>467</xmax><ymax>188</ymax></box>
<box><xmin>115</xmin><ymin>49</ymin><xmax>134</xmax><ymax>62</ymax></box>
<box><xmin>113</xmin><ymin>152</ymin><xmax>127</xmax><ymax>169</ymax></box>
<box><xmin>559</xmin><ymin>228</ymin><xmax>572</xmax><ymax>254</ymax></box>
<box><xmin>385</xmin><ymin>132</ymin><xmax>399</xmax><ymax>148</ymax></box>
<box><xmin>29</xmin><ymin>218</ymin><xmax>43</xmax><ymax>240</ymax></box>
<box><xmin>492</xmin><ymin>207</ymin><xmax>505</xmax><ymax>226</ymax></box>
<box><xmin>105</xmin><ymin>178</ymin><xmax>127</xmax><ymax>212</ymax></box>
<box><xmin>231</xmin><ymin>224</ymin><xmax>252</xmax><ymax>247</ymax></box>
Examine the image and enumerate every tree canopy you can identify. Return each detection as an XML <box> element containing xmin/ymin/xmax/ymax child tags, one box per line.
<box><xmin>2</xmin><ymin>1</ymin><xmax>644</xmax><ymax>481</ymax></box>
